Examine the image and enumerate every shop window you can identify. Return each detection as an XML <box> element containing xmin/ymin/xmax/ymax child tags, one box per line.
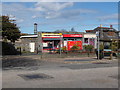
<box><xmin>89</xmin><ymin>38</ymin><xmax>95</xmax><ymax>46</ymax></box>
<box><xmin>104</xmin><ymin>42</ymin><xmax>111</xmax><ymax>49</ymax></box>
<box><xmin>84</xmin><ymin>38</ymin><xmax>88</xmax><ymax>43</ymax></box>
<box><xmin>68</xmin><ymin>39</ymin><xmax>74</xmax><ymax>41</ymax></box>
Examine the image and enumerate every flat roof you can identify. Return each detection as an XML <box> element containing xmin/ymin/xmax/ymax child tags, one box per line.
<box><xmin>20</xmin><ymin>35</ymin><xmax>38</xmax><ymax>38</ymax></box>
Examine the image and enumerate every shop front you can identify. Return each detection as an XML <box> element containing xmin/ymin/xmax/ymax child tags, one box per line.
<box><xmin>83</xmin><ymin>33</ymin><xmax>97</xmax><ymax>48</ymax></box>
<box><xmin>63</xmin><ymin>34</ymin><xmax>83</xmax><ymax>51</ymax></box>
<box><xmin>42</xmin><ymin>32</ymin><xmax>62</xmax><ymax>52</ymax></box>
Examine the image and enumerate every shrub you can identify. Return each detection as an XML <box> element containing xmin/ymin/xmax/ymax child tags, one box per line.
<box><xmin>62</xmin><ymin>46</ymin><xmax>67</xmax><ymax>51</ymax></box>
<box><xmin>100</xmin><ymin>44</ymin><xmax>104</xmax><ymax>50</ymax></box>
<box><xmin>83</xmin><ymin>45</ymin><xmax>94</xmax><ymax>57</ymax></box>
<box><xmin>71</xmin><ymin>45</ymin><xmax>80</xmax><ymax>51</ymax></box>
<box><xmin>2</xmin><ymin>42</ymin><xmax>19</xmax><ymax>55</ymax></box>
<box><xmin>84</xmin><ymin>45</ymin><xmax>94</xmax><ymax>52</ymax></box>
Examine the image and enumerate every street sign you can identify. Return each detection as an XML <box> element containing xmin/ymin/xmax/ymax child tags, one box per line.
<box><xmin>96</xmin><ymin>31</ymin><xmax>99</xmax><ymax>36</ymax></box>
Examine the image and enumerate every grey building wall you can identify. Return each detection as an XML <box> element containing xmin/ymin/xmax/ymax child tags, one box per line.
<box><xmin>15</xmin><ymin>37</ymin><xmax>38</xmax><ymax>52</ymax></box>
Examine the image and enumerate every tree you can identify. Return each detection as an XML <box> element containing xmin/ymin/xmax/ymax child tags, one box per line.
<box><xmin>71</xmin><ymin>27</ymin><xmax>75</xmax><ymax>32</ymax></box>
<box><xmin>2</xmin><ymin>15</ymin><xmax>21</xmax><ymax>43</ymax></box>
<box><xmin>54</xmin><ymin>29</ymin><xmax>68</xmax><ymax>33</ymax></box>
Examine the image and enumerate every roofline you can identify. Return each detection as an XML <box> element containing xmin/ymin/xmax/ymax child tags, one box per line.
<box><xmin>20</xmin><ymin>35</ymin><xmax>38</xmax><ymax>38</ymax></box>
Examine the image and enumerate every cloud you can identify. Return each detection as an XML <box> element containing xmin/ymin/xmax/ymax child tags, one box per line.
<box><xmin>2</xmin><ymin>3</ymin><xmax>34</xmax><ymax>21</ymax></box>
<box><xmin>60</xmin><ymin>9</ymin><xmax>97</xmax><ymax>18</ymax></box>
<box><xmin>32</xmin><ymin>15</ymin><xmax>37</xmax><ymax>18</ymax></box>
<box><xmin>104</xmin><ymin>22</ymin><xmax>118</xmax><ymax>25</ymax></box>
<box><xmin>48</xmin><ymin>8</ymin><xmax>96</xmax><ymax>19</ymax></box>
<box><xmin>30</xmin><ymin>2</ymin><xmax>74</xmax><ymax>19</ymax></box>
<box><xmin>2</xmin><ymin>2</ymin><xmax>98</xmax><ymax>25</ymax></box>
<box><xmin>2</xmin><ymin>0</ymin><xmax>120</xmax><ymax>2</ymax></box>
<box><xmin>98</xmin><ymin>13</ymin><xmax>118</xmax><ymax>21</ymax></box>
<box><xmin>2</xmin><ymin>2</ymin><xmax>97</xmax><ymax>27</ymax></box>
<box><xmin>31</xmin><ymin>2</ymin><xmax>96</xmax><ymax>19</ymax></box>
<box><xmin>16</xmin><ymin>18</ymin><xmax>24</xmax><ymax>23</ymax></box>
<box><xmin>34</xmin><ymin>2</ymin><xmax>74</xmax><ymax>12</ymax></box>
<box><xmin>8</xmin><ymin>14</ymin><xmax>24</xmax><ymax>23</ymax></box>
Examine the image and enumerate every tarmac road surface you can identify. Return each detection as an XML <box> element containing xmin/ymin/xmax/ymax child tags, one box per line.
<box><xmin>2</xmin><ymin>57</ymin><xmax>118</xmax><ymax>88</ymax></box>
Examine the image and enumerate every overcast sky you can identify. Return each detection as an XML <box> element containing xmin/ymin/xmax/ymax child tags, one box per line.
<box><xmin>2</xmin><ymin>2</ymin><xmax>118</xmax><ymax>34</ymax></box>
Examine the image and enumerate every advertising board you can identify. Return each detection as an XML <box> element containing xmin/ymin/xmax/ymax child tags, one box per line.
<box><xmin>63</xmin><ymin>34</ymin><xmax>82</xmax><ymax>37</ymax></box>
<box><xmin>42</xmin><ymin>33</ymin><xmax>62</xmax><ymax>38</ymax></box>
<box><xmin>67</xmin><ymin>41</ymin><xmax>82</xmax><ymax>51</ymax></box>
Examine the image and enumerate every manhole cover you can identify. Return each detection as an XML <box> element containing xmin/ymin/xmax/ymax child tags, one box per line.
<box><xmin>93</xmin><ymin>62</ymin><xmax>109</xmax><ymax>64</ymax></box>
<box><xmin>18</xmin><ymin>73</ymin><xmax>53</xmax><ymax>80</ymax></box>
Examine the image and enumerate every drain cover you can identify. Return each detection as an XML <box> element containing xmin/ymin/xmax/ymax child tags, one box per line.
<box><xmin>18</xmin><ymin>73</ymin><xmax>53</xmax><ymax>80</ymax></box>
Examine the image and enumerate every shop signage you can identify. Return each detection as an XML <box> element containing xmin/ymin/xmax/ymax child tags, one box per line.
<box><xmin>42</xmin><ymin>33</ymin><xmax>62</xmax><ymax>38</ymax></box>
<box><xmin>107</xmin><ymin>32</ymin><xmax>115</xmax><ymax>36</ymax></box>
<box><xmin>67</xmin><ymin>41</ymin><xmax>82</xmax><ymax>50</ymax></box>
<box><xmin>84</xmin><ymin>34</ymin><xmax>96</xmax><ymax>38</ymax></box>
<box><xmin>63</xmin><ymin>34</ymin><xmax>82</xmax><ymax>37</ymax></box>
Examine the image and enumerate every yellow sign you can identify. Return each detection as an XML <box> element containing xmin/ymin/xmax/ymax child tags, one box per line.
<box><xmin>42</xmin><ymin>33</ymin><xmax>62</xmax><ymax>37</ymax></box>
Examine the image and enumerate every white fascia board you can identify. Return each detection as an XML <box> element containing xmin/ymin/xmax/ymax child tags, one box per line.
<box><xmin>20</xmin><ymin>35</ymin><xmax>38</xmax><ymax>38</ymax></box>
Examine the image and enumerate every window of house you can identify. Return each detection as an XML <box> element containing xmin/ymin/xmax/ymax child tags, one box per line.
<box><xmin>84</xmin><ymin>38</ymin><xmax>88</xmax><ymax>43</ymax></box>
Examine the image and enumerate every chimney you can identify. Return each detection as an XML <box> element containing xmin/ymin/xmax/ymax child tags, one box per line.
<box><xmin>100</xmin><ymin>24</ymin><xmax>102</xmax><ymax>27</ymax></box>
<box><xmin>34</xmin><ymin>23</ymin><xmax>37</xmax><ymax>34</ymax></box>
<box><xmin>110</xmin><ymin>25</ymin><xmax>113</xmax><ymax>28</ymax></box>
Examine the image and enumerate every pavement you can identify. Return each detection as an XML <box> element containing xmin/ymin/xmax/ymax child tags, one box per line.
<box><xmin>1</xmin><ymin>55</ymin><xmax>119</xmax><ymax>88</ymax></box>
<box><xmin>2</xmin><ymin>54</ymin><xmax>118</xmax><ymax>63</ymax></box>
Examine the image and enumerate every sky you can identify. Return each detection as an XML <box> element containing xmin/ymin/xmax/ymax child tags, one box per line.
<box><xmin>2</xmin><ymin>2</ymin><xmax>118</xmax><ymax>34</ymax></box>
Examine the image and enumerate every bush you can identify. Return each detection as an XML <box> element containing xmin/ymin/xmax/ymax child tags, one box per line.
<box><xmin>62</xmin><ymin>46</ymin><xmax>67</xmax><ymax>51</ymax></box>
<box><xmin>84</xmin><ymin>45</ymin><xmax>94</xmax><ymax>52</ymax></box>
<box><xmin>100</xmin><ymin>44</ymin><xmax>104</xmax><ymax>50</ymax></box>
<box><xmin>2</xmin><ymin>42</ymin><xmax>19</xmax><ymax>55</ymax></box>
<box><xmin>83</xmin><ymin>45</ymin><xmax>94</xmax><ymax>57</ymax></box>
<box><xmin>71</xmin><ymin>45</ymin><xmax>80</xmax><ymax>52</ymax></box>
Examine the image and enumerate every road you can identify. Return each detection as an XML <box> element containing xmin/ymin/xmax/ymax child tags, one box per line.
<box><xmin>2</xmin><ymin>56</ymin><xmax>118</xmax><ymax>88</ymax></box>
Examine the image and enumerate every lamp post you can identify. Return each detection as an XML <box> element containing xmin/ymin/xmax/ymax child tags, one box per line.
<box><xmin>59</xmin><ymin>34</ymin><xmax>62</xmax><ymax>56</ymax></box>
<box><xmin>110</xmin><ymin>39</ymin><xmax>113</xmax><ymax>60</ymax></box>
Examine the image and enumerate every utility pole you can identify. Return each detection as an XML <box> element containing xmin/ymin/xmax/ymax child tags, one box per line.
<box><xmin>96</xmin><ymin>25</ymin><xmax>102</xmax><ymax>60</ymax></box>
<box><xmin>110</xmin><ymin>39</ymin><xmax>113</xmax><ymax>60</ymax></box>
<box><xmin>98</xmin><ymin>30</ymin><xmax>100</xmax><ymax>60</ymax></box>
<box><xmin>59</xmin><ymin>34</ymin><xmax>62</xmax><ymax>57</ymax></box>
<box><xmin>96</xmin><ymin>30</ymin><xmax>99</xmax><ymax>59</ymax></box>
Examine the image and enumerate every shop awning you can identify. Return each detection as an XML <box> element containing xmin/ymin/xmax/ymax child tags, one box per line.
<box><xmin>43</xmin><ymin>38</ymin><xmax>60</xmax><ymax>40</ymax></box>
